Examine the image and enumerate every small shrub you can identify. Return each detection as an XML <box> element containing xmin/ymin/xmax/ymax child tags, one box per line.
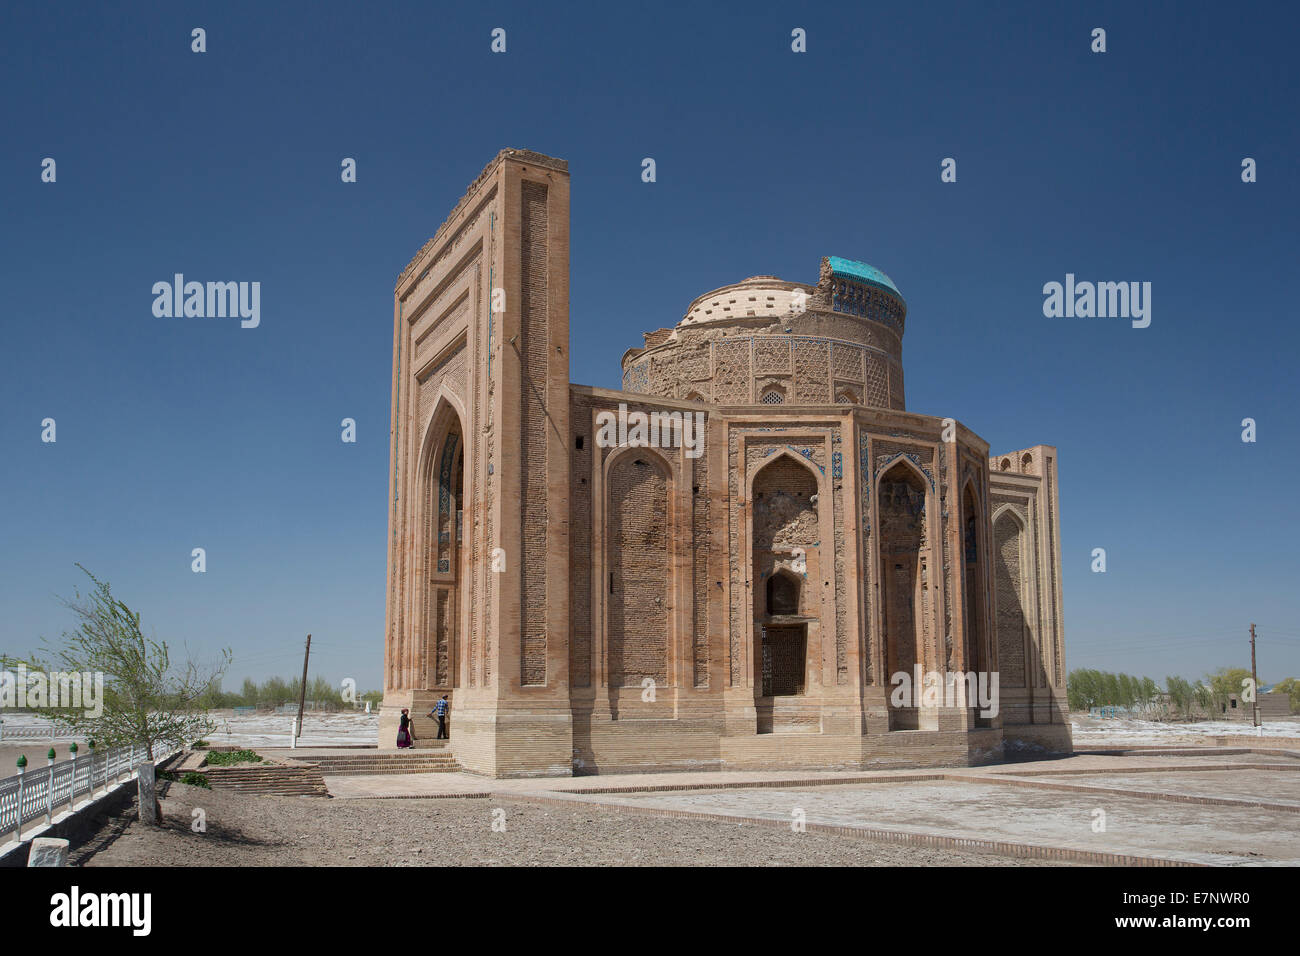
<box><xmin>191</xmin><ymin>739</ymin><xmax>210</xmax><ymax>749</ymax></box>
<box><xmin>204</xmin><ymin>749</ymin><xmax>263</xmax><ymax>766</ymax></box>
<box><xmin>180</xmin><ymin>772</ymin><xmax>211</xmax><ymax>789</ymax></box>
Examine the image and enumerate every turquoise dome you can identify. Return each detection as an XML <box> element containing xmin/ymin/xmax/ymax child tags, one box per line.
<box><xmin>828</xmin><ymin>256</ymin><xmax>902</xmax><ymax>299</ymax></box>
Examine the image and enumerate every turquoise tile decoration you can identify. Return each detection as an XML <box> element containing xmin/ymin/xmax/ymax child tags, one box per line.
<box><xmin>828</xmin><ymin>256</ymin><xmax>903</xmax><ymax>299</ymax></box>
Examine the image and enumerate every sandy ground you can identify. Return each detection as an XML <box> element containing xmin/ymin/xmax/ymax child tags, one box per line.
<box><xmin>17</xmin><ymin>710</ymin><xmax>1300</xmax><ymax>867</ymax></box>
<box><xmin>1069</xmin><ymin>714</ymin><xmax>1300</xmax><ymax>744</ymax></box>
<box><xmin>0</xmin><ymin>740</ymin><xmax>90</xmax><ymax>772</ymax></box>
<box><xmin>0</xmin><ymin>711</ymin><xmax>378</xmax><ymax>756</ymax></box>
<box><xmin>1031</xmin><ymin>768</ymin><xmax>1300</xmax><ymax>805</ymax></box>
<box><xmin>65</xmin><ymin>748</ymin><xmax>1300</xmax><ymax>867</ymax></box>
<box><xmin>70</xmin><ymin>782</ymin><xmax>1064</xmax><ymax>867</ymax></box>
<box><xmin>589</xmin><ymin>773</ymin><xmax>1300</xmax><ymax>866</ymax></box>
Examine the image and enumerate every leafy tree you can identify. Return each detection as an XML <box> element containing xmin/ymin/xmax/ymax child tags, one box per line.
<box><xmin>260</xmin><ymin>676</ymin><xmax>291</xmax><ymax>708</ymax></box>
<box><xmin>1068</xmin><ymin>668</ymin><xmax>1162</xmax><ymax>711</ymax></box>
<box><xmin>1166</xmin><ymin>675</ymin><xmax>1198</xmax><ymax>718</ymax></box>
<box><xmin>1206</xmin><ymin>667</ymin><xmax>1253</xmax><ymax>714</ymax></box>
<box><xmin>1139</xmin><ymin>677</ymin><xmax>1160</xmax><ymax>708</ymax></box>
<box><xmin>1067</xmin><ymin>668</ymin><xmax>1099</xmax><ymax>710</ymax></box>
<box><xmin>1272</xmin><ymin>677</ymin><xmax>1300</xmax><ymax>714</ymax></box>
<box><xmin>23</xmin><ymin>567</ymin><xmax>232</xmax><ymax>757</ymax></box>
<box><xmin>11</xmin><ymin>567</ymin><xmax>231</xmax><ymax>825</ymax></box>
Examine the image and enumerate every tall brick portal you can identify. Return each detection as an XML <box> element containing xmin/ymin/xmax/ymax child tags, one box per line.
<box><xmin>381</xmin><ymin>149</ymin><xmax>1070</xmax><ymax>777</ymax></box>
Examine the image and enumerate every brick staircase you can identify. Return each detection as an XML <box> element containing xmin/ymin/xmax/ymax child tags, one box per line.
<box><xmin>303</xmin><ymin>750</ymin><xmax>461</xmax><ymax>776</ymax></box>
<box><xmin>407</xmin><ymin>691</ymin><xmax>454</xmax><ymax>749</ymax></box>
<box><xmin>200</xmin><ymin>762</ymin><xmax>330</xmax><ymax>797</ymax></box>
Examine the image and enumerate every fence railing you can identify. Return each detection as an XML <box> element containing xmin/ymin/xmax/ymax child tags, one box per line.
<box><xmin>0</xmin><ymin>741</ymin><xmax>180</xmax><ymax>842</ymax></box>
<box><xmin>0</xmin><ymin>721</ymin><xmax>79</xmax><ymax>741</ymax></box>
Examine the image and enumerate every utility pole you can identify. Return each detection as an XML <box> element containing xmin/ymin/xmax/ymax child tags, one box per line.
<box><xmin>1249</xmin><ymin>623</ymin><xmax>1260</xmax><ymax>730</ymax></box>
<box><xmin>295</xmin><ymin>634</ymin><xmax>312</xmax><ymax>741</ymax></box>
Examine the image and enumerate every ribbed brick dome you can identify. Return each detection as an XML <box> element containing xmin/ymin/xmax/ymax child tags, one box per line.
<box><xmin>621</xmin><ymin>256</ymin><xmax>908</xmax><ymax>410</ymax></box>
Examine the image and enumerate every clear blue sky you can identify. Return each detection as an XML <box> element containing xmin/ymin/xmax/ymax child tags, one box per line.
<box><xmin>2</xmin><ymin>1</ymin><xmax>1297</xmax><ymax>693</ymax></box>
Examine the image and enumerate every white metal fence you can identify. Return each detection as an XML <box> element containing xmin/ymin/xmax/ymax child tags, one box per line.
<box><xmin>0</xmin><ymin>720</ymin><xmax>79</xmax><ymax>741</ymax></box>
<box><xmin>0</xmin><ymin>741</ymin><xmax>180</xmax><ymax>841</ymax></box>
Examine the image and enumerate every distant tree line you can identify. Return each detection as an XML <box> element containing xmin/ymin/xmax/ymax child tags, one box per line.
<box><xmin>1273</xmin><ymin>677</ymin><xmax>1300</xmax><ymax>713</ymax></box>
<box><xmin>1068</xmin><ymin>666</ymin><xmax>1299</xmax><ymax>718</ymax></box>
<box><xmin>1066</xmin><ymin>669</ymin><xmax>1161</xmax><ymax>711</ymax></box>
<box><xmin>193</xmin><ymin>675</ymin><xmax>382</xmax><ymax>711</ymax></box>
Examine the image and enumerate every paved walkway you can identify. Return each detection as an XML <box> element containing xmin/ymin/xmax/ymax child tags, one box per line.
<box><xmin>319</xmin><ymin>748</ymin><xmax>1300</xmax><ymax>865</ymax></box>
<box><xmin>322</xmin><ymin>749</ymin><xmax>1296</xmax><ymax>799</ymax></box>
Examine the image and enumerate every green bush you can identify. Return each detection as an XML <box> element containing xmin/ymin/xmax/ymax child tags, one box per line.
<box><xmin>180</xmin><ymin>772</ymin><xmax>211</xmax><ymax>788</ymax></box>
<box><xmin>204</xmin><ymin>749</ymin><xmax>263</xmax><ymax>766</ymax></box>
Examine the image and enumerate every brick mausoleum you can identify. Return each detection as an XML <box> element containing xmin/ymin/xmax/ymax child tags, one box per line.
<box><xmin>380</xmin><ymin>148</ymin><xmax>1070</xmax><ymax>777</ymax></box>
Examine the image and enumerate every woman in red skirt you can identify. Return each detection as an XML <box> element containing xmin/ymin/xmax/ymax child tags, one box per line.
<box><xmin>396</xmin><ymin>708</ymin><xmax>414</xmax><ymax>748</ymax></box>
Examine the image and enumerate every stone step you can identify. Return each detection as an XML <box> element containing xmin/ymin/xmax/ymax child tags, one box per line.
<box><xmin>310</xmin><ymin>762</ymin><xmax>458</xmax><ymax>771</ymax></box>
<box><xmin>311</xmin><ymin>763</ymin><xmax>459</xmax><ymax>772</ymax></box>
<box><xmin>307</xmin><ymin>756</ymin><xmax>458</xmax><ymax>764</ymax></box>
<box><xmin>202</xmin><ymin>767</ymin><xmax>324</xmax><ymax>775</ymax></box>
<box><xmin>200</xmin><ymin>764</ymin><xmax>330</xmax><ymax>797</ymax></box>
<box><xmin>317</xmin><ymin>767</ymin><xmax>460</xmax><ymax>776</ymax></box>
<box><xmin>302</xmin><ymin>759</ymin><xmax>457</xmax><ymax>764</ymax></box>
<box><xmin>304</xmin><ymin>753</ymin><xmax>457</xmax><ymax>763</ymax></box>
<box><xmin>302</xmin><ymin>751</ymin><xmax>461</xmax><ymax>776</ymax></box>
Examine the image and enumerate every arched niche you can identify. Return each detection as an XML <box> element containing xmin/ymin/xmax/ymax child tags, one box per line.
<box><xmin>605</xmin><ymin>449</ymin><xmax>672</xmax><ymax>688</ymax></box>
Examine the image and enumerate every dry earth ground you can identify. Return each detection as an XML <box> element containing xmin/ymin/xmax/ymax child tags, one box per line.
<box><xmin>69</xmin><ymin>782</ymin><xmax>1068</xmax><ymax>867</ymax></box>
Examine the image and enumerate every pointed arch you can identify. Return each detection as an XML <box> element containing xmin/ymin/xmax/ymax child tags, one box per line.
<box><xmin>766</xmin><ymin>568</ymin><xmax>802</xmax><ymax>616</ymax></box>
<box><xmin>750</xmin><ymin>451</ymin><xmax>822</xmax><ymax>550</ymax></box>
<box><xmin>601</xmin><ymin>442</ymin><xmax>676</xmax><ymax>483</ymax></box>
<box><xmin>414</xmin><ymin>390</ymin><xmax>469</xmax><ymax>691</ymax></box>
<box><xmin>750</xmin><ymin>451</ymin><xmax>821</xmax><ymax>710</ymax></box>
<box><xmin>960</xmin><ymin>478</ymin><xmax>988</xmax><ymax>683</ymax></box>
<box><xmin>877</xmin><ymin>457</ymin><xmax>931</xmax><ymax>729</ymax></box>
<box><xmin>605</xmin><ymin>447</ymin><xmax>673</xmax><ymax>689</ymax></box>
<box><xmin>747</xmin><ymin>448</ymin><xmax>824</xmax><ymax>500</ymax></box>
<box><xmin>991</xmin><ymin>502</ymin><xmax>1025</xmax><ymax>530</ymax></box>
<box><xmin>873</xmin><ymin>453</ymin><xmax>932</xmax><ymax>503</ymax></box>
<box><xmin>417</xmin><ymin>389</ymin><xmax>469</xmax><ymax>486</ymax></box>
<box><xmin>993</xmin><ymin>507</ymin><xmax>1030</xmax><ymax>690</ymax></box>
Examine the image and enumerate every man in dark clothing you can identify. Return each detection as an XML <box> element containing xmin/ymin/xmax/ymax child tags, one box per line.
<box><xmin>428</xmin><ymin>694</ymin><xmax>450</xmax><ymax>739</ymax></box>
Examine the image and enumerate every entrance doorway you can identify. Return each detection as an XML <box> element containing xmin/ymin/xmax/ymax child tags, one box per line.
<box><xmin>761</xmin><ymin>626</ymin><xmax>807</xmax><ymax>697</ymax></box>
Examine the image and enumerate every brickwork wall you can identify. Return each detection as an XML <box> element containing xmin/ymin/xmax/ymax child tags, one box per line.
<box><xmin>712</xmin><ymin>338</ymin><xmax>751</xmax><ymax>404</ymax></box>
<box><xmin>1045</xmin><ymin>453</ymin><xmax>1063</xmax><ymax>687</ymax></box>
<box><xmin>960</xmin><ymin>484</ymin><xmax>985</xmax><ymax>675</ymax></box>
<box><xmin>691</xmin><ymin>449</ymin><xmax>710</xmax><ymax>687</ymax></box>
<box><xmin>753</xmin><ymin>456</ymin><xmax>819</xmax><ymax>547</ymax></box>
<box><xmin>994</xmin><ymin>511</ymin><xmax>1027</xmax><ymax>688</ymax></box>
<box><xmin>831</xmin><ymin>448</ymin><xmax>848</xmax><ymax>683</ymax></box>
<box><xmin>879</xmin><ymin>466</ymin><xmax>927</xmax><ymax>681</ymax></box>
<box><xmin>727</xmin><ymin>431</ymin><xmax>744</xmax><ymax>685</ymax></box>
<box><xmin>570</xmin><ymin>406</ymin><xmax>593</xmax><ymax>687</ymax></box>
<box><xmin>607</xmin><ymin>455</ymin><xmax>670</xmax><ymax>685</ymax></box>
<box><xmin>519</xmin><ymin>180</ymin><xmax>549</xmax><ymax>685</ymax></box>
<box><xmin>858</xmin><ymin>430</ymin><xmax>875</xmax><ymax>684</ymax></box>
<box><xmin>989</xmin><ymin>446</ymin><xmax>1069</xmax><ymax>730</ymax></box>
<box><xmin>624</xmin><ymin>332</ymin><xmax>899</xmax><ymax>410</ymax></box>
